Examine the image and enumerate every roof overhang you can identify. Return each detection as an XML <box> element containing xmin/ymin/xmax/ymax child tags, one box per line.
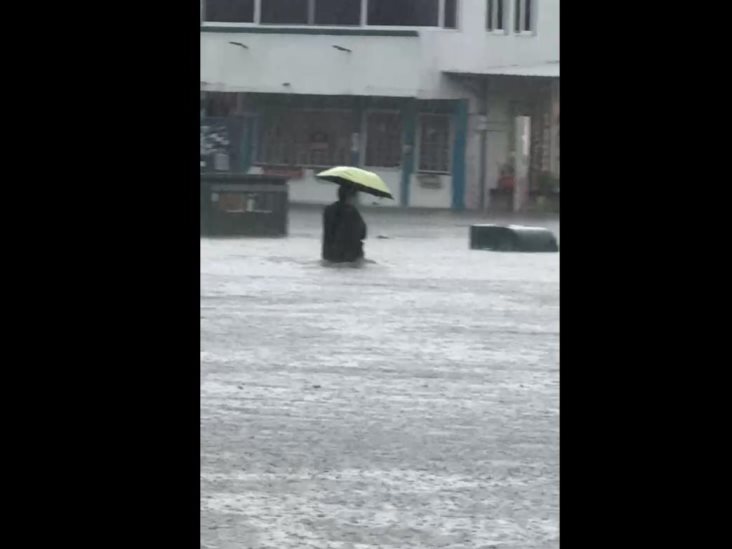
<box><xmin>444</xmin><ymin>61</ymin><xmax>559</xmax><ymax>79</ymax></box>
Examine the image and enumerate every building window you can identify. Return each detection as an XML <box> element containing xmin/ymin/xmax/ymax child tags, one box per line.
<box><xmin>260</xmin><ymin>0</ymin><xmax>361</xmax><ymax>25</ymax></box>
<box><xmin>257</xmin><ymin>110</ymin><xmax>351</xmax><ymax>168</ymax></box>
<box><xmin>418</xmin><ymin>114</ymin><xmax>451</xmax><ymax>173</ymax></box>
<box><xmin>368</xmin><ymin>0</ymin><xmax>439</xmax><ymax>27</ymax></box>
<box><xmin>514</xmin><ymin>0</ymin><xmax>535</xmax><ymax>33</ymax></box>
<box><xmin>444</xmin><ymin>0</ymin><xmax>458</xmax><ymax>28</ymax></box>
<box><xmin>261</xmin><ymin>0</ymin><xmax>309</xmax><ymax>24</ymax></box>
<box><xmin>203</xmin><ymin>92</ymin><xmax>238</xmax><ymax>117</ymax></box>
<box><xmin>314</xmin><ymin>0</ymin><xmax>361</xmax><ymax>25</ymax></box>
<box><xmin>201</xmin><ymin>116</ymin><xmax>246</xmax><ymax>172</ymax></box>
<box><xmin>486</xmin><ymin>0</ymin><xmax>505</xmax><ymax>31</ymax></box>
<box><xmin>365</xmin><ymin>112</ymin><xmax>403</xmax><ymax>168</ymax></box>
<box><xmin>204</xmin><ymin>0</ymin><xmax>255</xmax><ymax>23</ymax></box>
<box><xmin>204</xmin><ymin>0</ymin><xmax>462</xmax><ymax>28</ymax></box>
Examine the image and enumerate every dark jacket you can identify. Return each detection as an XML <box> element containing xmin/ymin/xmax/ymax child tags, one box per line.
<box><xmin>322</xmin><ymin>201</ymin><xmax>367</xmax><ymax>262</ymax></box>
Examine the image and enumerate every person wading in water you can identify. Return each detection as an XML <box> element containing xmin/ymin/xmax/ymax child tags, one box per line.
<box><xmin>322</xmin><ymin>185</ymin><xmax>367</xmax><ymax>265</ymax></box>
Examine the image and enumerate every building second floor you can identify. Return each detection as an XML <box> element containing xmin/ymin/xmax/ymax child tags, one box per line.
<box><xmin>201</xmin><ymin>0</ymin><xmax>559</xmax><ymax>99</ymax></box>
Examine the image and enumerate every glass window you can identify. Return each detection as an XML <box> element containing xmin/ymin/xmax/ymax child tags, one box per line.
<box><xmin>257</xmin><ymin>110</ymin><xmax>352</xmax><ymax>168</ymax></box>
<box><xmin>204</xmin><ymin>0</ymin><xmax>255</xmax><ymax>23</ymax></box>
<box><xmin>314</xmin><ymin>0</ymin><xmax>361</xmax><ymax>25</ymax></box>
<box><xmin>514</xmin><ymin>0</ymin><xmax>535</xmax><ymax>33</ymax></box>
<box><xmin>418</xmin><ymin>114</ymin><xmax>451</xmax><ymax>173</ymax></box>
<box><xmin>444</xmin><ymin>0</ymin><xmax>458</xmax><ymax>29</ymax></box>
<box><xmin>261</xmin><ymin>0</ymin><xmax>309</xmax><ymax>24</ymax></box>
<box><xmin>365</xmin><ymin>112</ymin><xmax>403</xmax><ymax>168</ymax></box>
<box><xmin>487</xmin><ymin>0</ymin><xmax>506</xmax><ymax>31</ymax></box>
<box><xmin>368</xmin><ymin>0</ymin><xmax>439</xmax><ymax>27</ymax></box>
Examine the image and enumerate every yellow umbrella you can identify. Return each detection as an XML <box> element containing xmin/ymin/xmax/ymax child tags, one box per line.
<box><xmin>316</xmin><ymin>166</ymin><xmax>394</xmax><ymax>199</ymax></box>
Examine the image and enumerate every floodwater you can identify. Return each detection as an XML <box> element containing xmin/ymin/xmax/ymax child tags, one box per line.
<box><xmin>201</xmin><ymin>207</ymin><xmax>559</xmax><ymax>549</ymax></box>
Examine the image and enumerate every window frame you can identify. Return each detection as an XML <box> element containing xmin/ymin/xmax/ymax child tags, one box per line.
<box><xmin>513</xmin><ymin>0</ymin><xmax>537</xmax><ymax>35</ymax></box>
<box><xmin>416</xmin><ymin>113</ymin><xmax>453</xmax><ymax>175</ymax></box>
<box><xmin>259</xmin><ymin>0</ymin><xmax>311</xmax><ymax>25</ymax></box>
<box><xmin>367</xmin><ymin>0</ymin><xmax>451</xmax><ymax>29</ymax></box>
<box><xmin>311</xmin><ymin>0</ymin><xmax>363</xmax><ymax>26</ymax></box>
<box><xmin>255</xmin><ymin>108</ymin><xmax>354</xmax><ymax>169</ymax></box>
<box><xmin>201</xmin><ymin>0</ymin><xmax>460</xmax><ymax>29</ymax></box>
<box><xmin>486</xmin><ymin>0</ymin><xmax>508</xmax><ymax>34</ymax></box>
<box><xmin>259</xmin><ymin>0</ymin><xmax>363</xmax><ymax>27</ymax></box>
<box><xmin>442</xmin><ymin>0</ymin><xmax>460</xmax><ymax>30</ymax></box>
<box><xmin>202</xmin><ymin>0</ymin><xmax>257</xmax><ymax>25</ymax></box>
<box><xmin>363</xmin><ymin>109</ymin><xmax>404</xmax><ymax>169</ymax></box>
<box><xmin>200</xmin><ymin>114</ymin><xmax>249</xmax><ymax>173</ymax></box>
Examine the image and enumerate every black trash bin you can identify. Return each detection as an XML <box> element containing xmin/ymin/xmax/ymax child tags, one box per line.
<box><xmin>201</xmin><ymin>173</ymin><xmax>289</xmax><ymax>237</ymax></box>
<box><xmin>470</xmin><ymin>224</ymin><xmax>558</xmax><ymax>252</ymax></box>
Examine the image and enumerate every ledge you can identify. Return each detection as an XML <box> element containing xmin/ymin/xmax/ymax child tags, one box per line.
<box><xmin>201</xmin><ymin>26</ymin><xmax>419</xmax><ymax>37</ymax></box>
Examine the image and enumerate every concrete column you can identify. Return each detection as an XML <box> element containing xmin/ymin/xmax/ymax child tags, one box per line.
<box><xmin>549</xmin><ymin>80</ymin><xmax>560</xmax><ymax>177</ymax></box>
<box><xmin>513</xmin><ymin>116</ymin><xmax>531</xmax><ymax>213</ymax></box>
<box><xmin>451</xmin><ymin>99</ymin><xmax>469</xmax><ymax>211</ymax></box>
<box><xmin>400</xmin><ymin>100</ymin><xmax>417</xmax><ymax>208</ymax></box>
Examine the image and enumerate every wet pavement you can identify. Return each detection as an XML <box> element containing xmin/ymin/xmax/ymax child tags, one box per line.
<box><xmin>201</xmin><ymin>207</ymin><xmax>559</xmax><ymax>548</ymax></box>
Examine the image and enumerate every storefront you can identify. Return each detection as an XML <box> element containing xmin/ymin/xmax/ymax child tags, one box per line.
<box><xmin>200</xmin><ymin>92</ymin><xmax>469</xmax><ymax>210</ymax></box>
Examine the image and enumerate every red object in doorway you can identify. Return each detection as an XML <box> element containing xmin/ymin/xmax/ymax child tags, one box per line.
<box><xmin>497</xmin><ymin>174</ymin><xmax>515</xmax><ymax>191</ymax></box>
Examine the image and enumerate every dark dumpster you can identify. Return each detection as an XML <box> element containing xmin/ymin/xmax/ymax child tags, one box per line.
<box><xmin>470</xmin><ymin>224</ymin><xmax>558</xmax><ymax>252</ymax></box>
<box><xmin>201</xmin><ymin>173</ymin><xmax>288</xmax><ymax>237</ymax></box>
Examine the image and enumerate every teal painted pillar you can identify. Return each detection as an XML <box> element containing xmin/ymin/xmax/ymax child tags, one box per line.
<box><xmin>400</xmin><ymin>99</ymin><xmax>417</xmax><ymax>208</ymax></box>
<box><xmin>451</xmin><ymin>99</ymin><xmax>468</xmax><ymax>210</ymax></box>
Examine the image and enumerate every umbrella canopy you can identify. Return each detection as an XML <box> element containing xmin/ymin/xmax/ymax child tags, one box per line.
<box><xmin>316</xmin><ymin>166</ymin><xmax>394</xmax><ymax>199</ymax></box>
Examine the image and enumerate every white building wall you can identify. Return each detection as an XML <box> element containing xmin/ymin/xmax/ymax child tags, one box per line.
<box><xmin>201</xmin><ymin>33</ymin><xmax>423</xmax><ymax>97</ymax></box>
<box><xmin>201</xmin><ymin>0</ymin><xmax>559</xmax><ymax>99</ymax></box>
<box><xmin>437</xmin><ymin>0</ymin><xmax>559</xmax><ymax>75</ymax></box>
<box><xmin>410</xmin><ymin>174</ymin><xmax>453</xmax><ymax>209</ymax></box>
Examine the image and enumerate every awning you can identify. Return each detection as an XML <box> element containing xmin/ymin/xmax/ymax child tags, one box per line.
<box><xmin>444</xmin><ymin>61</ymin><xmax>559</xmax><ymax>78</ymax></box>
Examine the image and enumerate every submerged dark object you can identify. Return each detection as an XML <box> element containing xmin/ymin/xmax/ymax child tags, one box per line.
<box><xmin>470</xmin><ymin>224</ymin><xmax>558</xmax><ymax>253</ymax></box>
<box><xmin>200</xmin><ymin>173</ymin><xmax>288</xmax><ymax>237</ymax></box>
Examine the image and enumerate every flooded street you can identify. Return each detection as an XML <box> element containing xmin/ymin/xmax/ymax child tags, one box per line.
<box><xmin>201</xmin><ymin>207</ymin><xmax>559</xmax><ymax>549</ymax></box>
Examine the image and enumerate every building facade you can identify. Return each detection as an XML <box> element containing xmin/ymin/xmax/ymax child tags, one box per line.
<box><xmin>201</xmin><ymin>0</ymin><xmax>559</xmax><ymax>210</ymax></box>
